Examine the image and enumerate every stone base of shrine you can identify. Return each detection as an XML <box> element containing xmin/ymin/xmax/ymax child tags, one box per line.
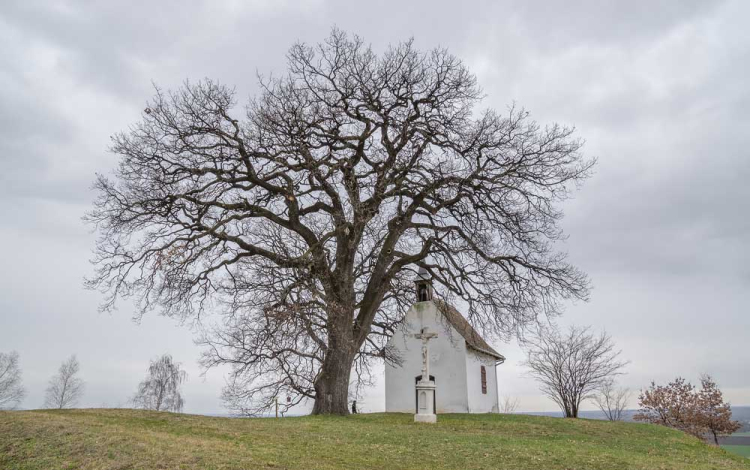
<box><xmin>414</xmin><ymin>413</ymin><xmax>437</xmax><ymax>423</ymax></box>
<box><xmin>414</xmin><ymin>380</ymin><xmax>437</xmax><ymax>424</ymax></box>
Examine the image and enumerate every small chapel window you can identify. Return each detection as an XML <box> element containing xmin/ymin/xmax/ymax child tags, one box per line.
<box><xmin>480</xmin><ymin>365</ymin><xmax>487</xmax><ymax>394</ymax></box>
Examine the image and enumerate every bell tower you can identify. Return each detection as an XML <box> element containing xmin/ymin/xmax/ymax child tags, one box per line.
<box><xmin>414</xmin><ymin>267</ymin><xmax>433</xmax><ymax>302</ymax></box>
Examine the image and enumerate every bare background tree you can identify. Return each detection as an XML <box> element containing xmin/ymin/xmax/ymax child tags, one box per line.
<box><xmin>523</xmin><ymin>326</ymin><xmax>627</xmax><ymax>418</ymax></box>
<box><xmin>132</xmin><ymin>354</ymin><xmax>187</xmax><ymax>412</ymax></box>
<box><xmin>0</xmin><ymin>351</ymin><xmax>26</xmax><ymax>410</ymax></box>
<box><xmin>500</xmin><ymin>396</ymin><xmax>520</xmax><ymax>414</ymax></box>
<box><xmin>44</xmin><ymin>355</ymin><xmax>85</xmax><ymax>409</ymax></box>
<box><xmin>88</xmin><ymin>29</ymin><xmax>593</xmax><ymax>415</ymax></box>
<box><xmin>593</xmin><ymin>379</ymin><xmax>631</xmax><ymax>421</ymax></box>
<box><xmin>635</xmin><ymin>375</ymin><xmax>740</xmax><ymax>444</ymax></box>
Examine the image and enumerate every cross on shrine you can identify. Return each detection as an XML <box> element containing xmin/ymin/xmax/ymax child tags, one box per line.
<box><xmin>414</xmin><ymin>327</ymin><xmax>438</xmax><ymax>384</ymax></box>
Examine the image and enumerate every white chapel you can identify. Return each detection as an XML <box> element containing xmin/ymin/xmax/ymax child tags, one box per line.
<box><xmin>385</xmin><ymin>268</ymin><xmax>505</xmax><ymax>414</ymax></box>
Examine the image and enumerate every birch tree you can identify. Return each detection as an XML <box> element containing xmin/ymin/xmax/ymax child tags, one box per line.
<box><xmin>132</xmin><ymin>354</ymin><xmax>187</xmax><ymax>412</ymax></box>
<box><xmin>0</xmin><ymin>351</ymin><xmax>26</xmax><ymax>410</ymax></box>
<box><xmin>44</xmin><ymin>355</ymin><xmax>84</xmax><ymax>409</ymax></box>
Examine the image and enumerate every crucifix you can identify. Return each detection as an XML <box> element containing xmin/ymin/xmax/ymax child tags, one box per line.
<box><xmin>414</xmin><ymin>327</ymin><xmax>438</xmax><ymax>384</ymax></box>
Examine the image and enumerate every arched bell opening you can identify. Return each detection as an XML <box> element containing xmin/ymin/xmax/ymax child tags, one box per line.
<box><xmin>414</xmin><ymin>267</ymin><xmax>433</xmax><ymax>302</ymax></box>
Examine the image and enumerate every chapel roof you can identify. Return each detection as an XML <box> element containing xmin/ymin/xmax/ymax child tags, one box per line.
<box><xmin>433</xmin><ymin>299</ymin><xmax>505</xmax><ymax>361</ymax></box>
<box><xmin>415</xmin><ymin>266</ymin><xmax>431</xmax><ymax>281</ymax></box>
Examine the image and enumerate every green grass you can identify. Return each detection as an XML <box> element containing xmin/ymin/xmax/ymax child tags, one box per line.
<box><xmin>723</xmin><ymin>446</ymin><xmax>750</xmax><ymax>458</ymax></box>
<box><xmin>1</xmin><ymin>409</ymin><xmax>749</xmax><ymax>470</ymax></box>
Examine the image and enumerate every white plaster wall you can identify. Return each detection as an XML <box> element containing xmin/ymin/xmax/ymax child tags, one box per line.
<box><xmin>385</xmin><ymin>301</ymin><xmax>469</xmax><ymax>413</ymax></box>
<box><xmin>465</xmin><ymin>349</ymin><xmax>499</xmax><ymax>413</ymax></box>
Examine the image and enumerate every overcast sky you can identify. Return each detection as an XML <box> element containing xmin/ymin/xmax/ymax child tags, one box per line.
<box><xmin>1</xmin><ymin>0</ymin><xmax>748</xmax><ymax>415</ymax></box>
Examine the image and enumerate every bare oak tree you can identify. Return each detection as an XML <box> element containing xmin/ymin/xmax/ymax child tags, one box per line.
<box><xmin>132</xmin><ymin>354</ymin><xmax>187</xmax><ymax>412</ymax></box>
<box><xmin>0</xmin><ymin>351</ymin><xmax>26</xmax><ymax>410</ymax></box>
<box><xmin>593</xmin><ymin>379</ymin><xmax>631</xmax><ymax>421</ymax></box>
<box><xmin>44</xmin><ymin>355</ymin><xmax>85</xmax><ymax>409</ymax></box>
<box><xmin>88</xmin><ymin>29</ymin><xmax>592</xmax><ymax>415</ymax></box>
<box><xmin>523</xmin><ymin>326</ymin><xmax>627</xmax><ymax>418</ymax></box>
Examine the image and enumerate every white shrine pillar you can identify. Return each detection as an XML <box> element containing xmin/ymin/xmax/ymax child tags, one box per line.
<box><xmin>415</xmin><ymin>380</ymin><xmax>437</xmax><ymax>423</ymax></box>
<box><xmin>414</xmin><ymin>326</ymin><xmax>437</xmax><ymax>423</ymax></box>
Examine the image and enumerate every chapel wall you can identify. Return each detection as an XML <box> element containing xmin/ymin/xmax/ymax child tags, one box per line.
<box><xmin>385</xmin><ymin>301</ymin><xmax>469</xmax><ymax>413</ymax></box>
<box><xmin>465</xmin><ymin>349</ymin><xmax>500</xmax><ymax>413</ymax></box>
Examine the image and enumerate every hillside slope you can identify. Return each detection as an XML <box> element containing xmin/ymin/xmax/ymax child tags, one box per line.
<box><xmin>1</xmin><ymin>409</ymin><xmax>748</xmax><ymax>470</ymax></box>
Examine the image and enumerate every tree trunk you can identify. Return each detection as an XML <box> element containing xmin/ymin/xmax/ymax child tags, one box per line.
<box><xmin>562</xmin><ymin>398</ymin><xmax>574</xmax><ymax>418</ymax></box>
<box><xmin>156</xmin><ymin>386</ymin><xmax>164</xmax><ymax>411</ymax></box>
<box><xmin>312</xmin><ymin>347</ymin><xmax>353</xmax><ymax>415</ymax></box>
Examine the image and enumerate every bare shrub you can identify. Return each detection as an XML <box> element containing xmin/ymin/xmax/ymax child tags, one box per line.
<box><xmin>593</xmin><ymin>380</ymin><xmax>631</xmax><ymax>421</ymax></box>
<box><xmin>500</xmin><ymin>396</ymin><xmax>520</xmax><ymax>413</ymax></box>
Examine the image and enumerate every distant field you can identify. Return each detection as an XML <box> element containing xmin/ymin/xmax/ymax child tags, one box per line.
<box><xmin>721</xmin><ymin>437</ymin><xmax>750</xmax><ymax>446</ymax></box>
<box><xmin>2</xmin><ymin>409</ymin><xmax>750</xmax><ymax>470</ymax></box>
<box><xmin>723</xmin><ymin>445</ymin><xmax>750</xmax><ymax>458</ymax></box>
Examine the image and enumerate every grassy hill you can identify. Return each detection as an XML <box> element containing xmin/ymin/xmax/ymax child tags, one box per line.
<box><xmin>1</xmin><ymin>409</ymin><xmax>748</xmax><ymax>470</ymax></box>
